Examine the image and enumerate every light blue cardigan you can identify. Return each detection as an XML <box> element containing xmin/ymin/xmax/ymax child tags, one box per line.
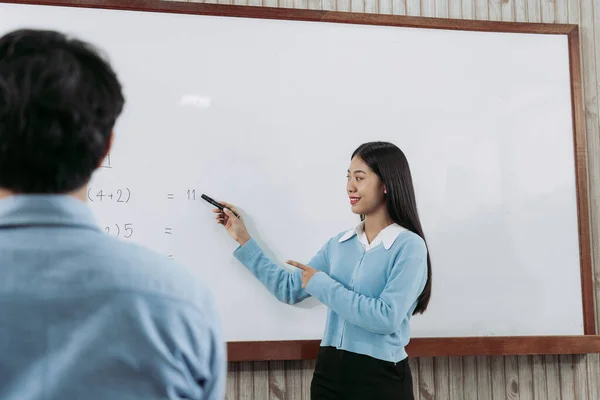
<box><xmin>233</xmin><ymin>228</ymin><xmax>428</xmax><ymax>362</ymax></box>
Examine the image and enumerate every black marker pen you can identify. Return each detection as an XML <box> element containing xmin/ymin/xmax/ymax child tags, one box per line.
<box><xmin>201</xmin><ymin>194</ymin><xmax>241</xmax><ymax>218</ymax></box>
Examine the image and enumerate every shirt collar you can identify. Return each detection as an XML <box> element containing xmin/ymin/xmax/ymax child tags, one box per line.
<box><xmin>0</xmin><ymin>194</ymin><xmax>99</xmax><ymax>230</ymax></box>
<box><xmin>339</xmin><ymin>221</ymin><xmax>407</xmax><ymax>250</ymax></box>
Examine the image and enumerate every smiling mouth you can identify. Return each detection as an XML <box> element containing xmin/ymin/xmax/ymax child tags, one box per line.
<box><xmin>350</xmin><ymin>197</ymin><xmax>360</xmax><ymax>205</ymax></box>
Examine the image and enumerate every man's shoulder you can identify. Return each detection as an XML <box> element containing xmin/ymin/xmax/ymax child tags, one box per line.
<box><xmin>86</xmin><ymin>235</ymin><xmax>215</xmax><ymax>312</ymax></box>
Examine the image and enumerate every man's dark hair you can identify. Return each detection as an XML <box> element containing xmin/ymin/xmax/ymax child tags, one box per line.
<box><xmin>0</xmin><ymin>29</ymin><xmax>124</xmax><ymax>193</ymax></box>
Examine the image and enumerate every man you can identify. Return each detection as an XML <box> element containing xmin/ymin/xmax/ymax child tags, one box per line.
<box><xmin>0</xmin><ymin>29</ymin><xmax>226</xmax><ymax>399</ymax></box>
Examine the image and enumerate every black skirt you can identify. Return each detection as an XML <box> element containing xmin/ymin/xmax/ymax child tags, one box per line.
<box><xmin>310</xmin><ymin>346</ymin><xmax>414</xmax><ymax>400</ymax></box>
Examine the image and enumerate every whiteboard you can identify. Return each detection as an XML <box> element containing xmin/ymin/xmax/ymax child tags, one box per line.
<box><xmin>0</xmin><ymin>2</ymin><xmax>584</xmax><ymax>341</ymax></box>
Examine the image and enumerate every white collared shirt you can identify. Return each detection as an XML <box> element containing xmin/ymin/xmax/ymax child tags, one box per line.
<box><xmin>338</xmin><ymin>221</ymin><xmax>407</xmax><ymax>251</ymax></box>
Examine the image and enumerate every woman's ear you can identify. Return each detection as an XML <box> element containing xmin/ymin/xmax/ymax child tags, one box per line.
<box><xmin>383</xmin><ymin>186</ymin><xmax>387</xmax><ymax>194</ymax></box>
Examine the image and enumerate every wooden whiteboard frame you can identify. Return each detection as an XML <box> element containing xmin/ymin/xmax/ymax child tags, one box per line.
<box><xmin>2</xmin><ymin>0</ymin><xmax>598</xmax><ymax>361</ymax></box>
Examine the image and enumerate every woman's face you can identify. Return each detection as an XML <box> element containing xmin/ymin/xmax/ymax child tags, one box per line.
<box><xmin>346</xmin><ymin>156</ymin><xmax>386</xmax><ymax>216</ymax></box>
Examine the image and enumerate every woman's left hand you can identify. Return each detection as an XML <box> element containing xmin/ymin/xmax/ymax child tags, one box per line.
<box><xmin>286</xmin><ymin>260</ymin><xmax>319</xmax><ymax>288</ymax></box>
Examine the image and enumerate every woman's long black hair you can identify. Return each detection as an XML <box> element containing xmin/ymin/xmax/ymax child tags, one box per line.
<box><xmin>352</xmin><ymin>141</ymin><xmax>432</xmax><ymax>314</ymax></box>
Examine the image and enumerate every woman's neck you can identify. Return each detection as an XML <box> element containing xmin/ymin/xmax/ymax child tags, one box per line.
<box><xmin>363</xmin><ymin>207</ymin><xmax>394</xmax><ymax>243</ymax></box>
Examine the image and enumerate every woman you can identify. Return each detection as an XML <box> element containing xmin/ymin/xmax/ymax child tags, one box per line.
<box><xmin>215</xmin><ymin>141</ymin><xmax>432</xmax><ymax>400</ymax></box>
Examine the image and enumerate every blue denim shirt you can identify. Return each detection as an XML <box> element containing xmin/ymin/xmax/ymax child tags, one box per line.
<box><xmin>0</xmin><ymin>195</ymin><xmax>226</xmax><ymax>400</ymax></box>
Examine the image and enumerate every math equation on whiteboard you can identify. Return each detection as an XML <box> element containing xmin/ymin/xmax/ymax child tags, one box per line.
<box><xmin>87</xmin><ymin>188</ymin><xmax>131</xmax><ymax>203</ymax></box>
<box><xmin>92</xmin><ymin>154</ymin><xmax>136</xmax><ymax>240</ymax></box>
<box><xmin>104</xmin><ymin>223</ymin><xmax>134</xmax><ymax>238</ymax></box>
<box><xmin>92</xmin><ymin>154</ymin><xmax>190</xmax><ymax>257</ymax></box>
<box><xmin>164</xmin><ymin>190</ymin><xmax>199</xmax><ymax>200</ymax></box>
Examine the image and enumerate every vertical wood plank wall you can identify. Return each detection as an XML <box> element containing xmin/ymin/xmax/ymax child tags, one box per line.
<box><xmin>171</xmin><ymin>0</ymin><xmax>599</xmax><ymax>398</ymax></box>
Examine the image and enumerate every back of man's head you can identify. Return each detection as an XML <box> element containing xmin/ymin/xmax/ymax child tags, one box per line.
<box><xmin>0</xmin><ymin>29</ymin><xmax>124</xmax><ymax>194</ymax></box>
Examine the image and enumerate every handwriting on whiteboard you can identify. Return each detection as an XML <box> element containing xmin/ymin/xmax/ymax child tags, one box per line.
<box><xmin>93</xmin><ymin>154</ymin><xmax>205</xmax><ymax>259</ymax></box>
<box><xmin>100</xmin><ymin>153</ymin><xmax>112</xmax><ymax>169</ymax></box>
<box><xmin>87</xmin><ymin>187</ymin><xmax>131</xmax><ymax>203</ymax></box>
<box><xmin>104</xmin><ymin>223</ymin><xmax>134</xmax><ymax>238</ymax></box>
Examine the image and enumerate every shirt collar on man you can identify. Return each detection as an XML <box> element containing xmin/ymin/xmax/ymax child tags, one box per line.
<box><xmin>0</xmin><ymin>194</ymin><xmax>98</xmax><ymax>230</ymax></box>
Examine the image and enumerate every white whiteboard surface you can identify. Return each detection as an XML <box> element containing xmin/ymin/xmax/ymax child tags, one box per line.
<box><xmin>0</xmin><ymin>2</ymin><xmax>584</xmax><ymax>340</ymax></box>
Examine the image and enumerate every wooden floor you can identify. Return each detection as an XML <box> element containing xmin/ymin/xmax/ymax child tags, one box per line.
<box><xmin>170</xmin><ymin>0</ymin><xmax>600</xmax><ymax>398</ymax></box>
